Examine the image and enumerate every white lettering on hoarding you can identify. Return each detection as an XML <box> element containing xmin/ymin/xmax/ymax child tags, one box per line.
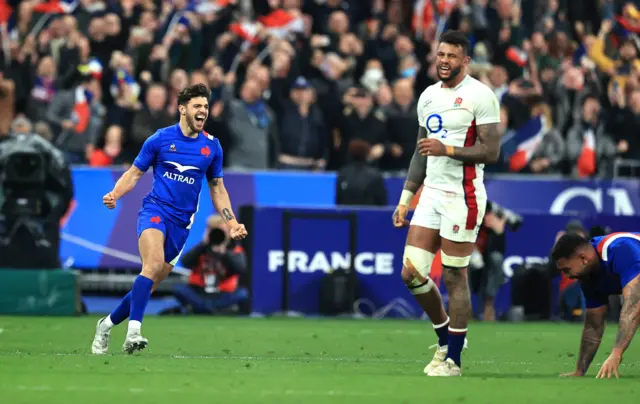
<box><xmin>267</xmin><ymin>250</ymin><xmax>394</xmax><ymax>275</ymax></box>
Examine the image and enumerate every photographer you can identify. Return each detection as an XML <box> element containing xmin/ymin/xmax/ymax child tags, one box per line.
<box><xmin>470</xmin><ymin>201</ymin><xmax>522</xmax><ymax>321</ymax></box>
<box><xmin>171</xmin><ymin>214</ymin><xmax>249</xmax><ymax>314</ymax></box>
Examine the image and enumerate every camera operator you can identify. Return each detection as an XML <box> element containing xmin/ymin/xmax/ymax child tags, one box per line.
<box><xmin>0</xmin><ymin>118</ymin><xmax>73</xmax><ymax>269</ymax></box>
<box><xmin>171</xmin><ymin>214</ymin><xmax>249</xmax><ymax>314</ymax></box>
<box><xmin>469</xmin><ymin>201</ymin><xmax>522</xmax><ymax>321</ymax></box>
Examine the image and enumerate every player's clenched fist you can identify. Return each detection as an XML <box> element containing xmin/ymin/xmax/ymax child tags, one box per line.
<box><xmin>103</xmin><ymin>192</ymin><xmax>118</xmax><ymax>209</ymax></box>
<box><xmin>418</xmin><ymin>138</ymin><xmax>447</xmax><ymax>156</ymax></box>
<box><xmin>229</xmin><ymin>223</ymin><xmax>248</xmax><ymax>240</ymax></box>
<box><xmin>392</xmin><ymin>205</ymin><xmax>409</xmax><ymax>227</ymax></box>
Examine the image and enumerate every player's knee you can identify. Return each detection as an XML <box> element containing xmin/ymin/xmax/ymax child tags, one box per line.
<box><xmin>402</xmin><ymin>245</ymin><xmax>436</xmax><ymax>294</ymax></box>
<box><xmin>141</xmin><ymin>262</ymin><xmax>164</xmax><ymax>281</ymax></box>
<box><xmin>440</xmin><ymin>250</ymin><xmax>471</xmax><ymax>270</ymax></box>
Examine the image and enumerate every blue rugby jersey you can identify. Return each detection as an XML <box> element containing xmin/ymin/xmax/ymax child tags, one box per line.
<box><xmin>133</xmin><ymin>124</ymin><xmax>223</xmax><ymax>228</ymax></box>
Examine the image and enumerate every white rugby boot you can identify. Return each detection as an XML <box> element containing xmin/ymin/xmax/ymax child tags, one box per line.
<box><xmin>427</xmin><ymin>358</ymin><xmax>462</xmax><ymax>376</ymax></box>
<box><xmin>123</xmin><ymin>332</ymin><xmax>148</xmax><ymax>354</ymax></box>
<box><xmin>91</xmin><ymin>317</ymin><xmax>111</xmax><ymax>355</ymax></box>
<box><xmin>423</xmin><ymin>338</ymin><xmax>468</xmax><ymax>374</ymax></box>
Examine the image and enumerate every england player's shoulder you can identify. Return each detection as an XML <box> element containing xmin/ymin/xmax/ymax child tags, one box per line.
<box><xmin>417</xmin><ymin>82</ymin><xmax>441</xmax><ymax>107</ymax></box>
<box><xmin>464</xmin><ymin>77</ymin><xmax>498</xmax><ymax>100</ymax></box>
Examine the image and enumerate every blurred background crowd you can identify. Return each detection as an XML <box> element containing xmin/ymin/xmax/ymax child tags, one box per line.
<box><xmin>1</xmin><ymin>0</ymin><xmax>639</xmax><ymax>177</ymax></box>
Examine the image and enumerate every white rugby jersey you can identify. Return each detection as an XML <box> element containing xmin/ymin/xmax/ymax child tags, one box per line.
<box><xmin>416</xmin><ymin>75</ymin><xmax>500</xmax><ymax>199</ymax></box>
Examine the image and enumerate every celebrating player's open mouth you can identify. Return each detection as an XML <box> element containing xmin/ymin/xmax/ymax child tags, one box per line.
<box><xmin>192</xmin><ymin>112</ymin><xmax>207</xmax><ymax>131</ymax></box>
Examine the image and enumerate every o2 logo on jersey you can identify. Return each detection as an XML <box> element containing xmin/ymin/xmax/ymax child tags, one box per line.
<box><xmin>425</xmin><ymin>114</ymin><xmax>448</xmax><ymax>139</ymax></box>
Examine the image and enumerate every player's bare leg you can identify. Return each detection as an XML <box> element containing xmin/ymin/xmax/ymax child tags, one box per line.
<box><xmin>428</xmin><ymin>238</ymin><xmax>475</xmax><ymax>376</ymax></box>
<box><xmin>91</xmin><ymin>262</ymin><xmax>172</xmax><ymax>355</ymax></box>
<box><xmin>400</xmin><ymin>225</ymin><xmax>454</xmax><ymax>373</ymax></box>
<box><xmin>121</xmin><ymin>228</ymin><xmax>167</xmax><ymax>354</ymax></box>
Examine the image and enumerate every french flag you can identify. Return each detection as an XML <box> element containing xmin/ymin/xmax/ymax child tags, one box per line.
<box><xmin>258</xmin><ymin>9</ymin><xmax>304</xmax><ymax>39</ymax></box>
<box><xmin>229</xmin><ymin>20</ymin><xmax>261</xmax><ymax>44</ymax></box>
<box><xmin>507</xmin><ymin>116</ymin><xmax>547</xmax><ymax>172</ymax></box>
<box><xmin>412</xmin><ymin>0</ymin><xmax>455</xmax><ymax>34</ymax></box>
<box><xmin>506</xmin><ymin>46</ymin><xmax>528</xmax><ymax>67</ymax></box>
<box><xmin>73</xmin><ymin>87</ymin><xmax>91</xmax><ymax>134</ymax></box>
<box><xmin>32</xmin><ymin>0</ymin><xmax>78</xmax><ymax>14</ymax></box>
<box><xmin>577</xmin><ymin>129</ymin><xmax>596</xmax><ymax>178</ymax></box>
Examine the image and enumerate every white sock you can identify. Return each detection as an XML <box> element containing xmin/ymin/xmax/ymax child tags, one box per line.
<box><xmin>101</xmin><ymin>315</ymin><xmax>114</xmax><ymax>330</ymax></box>
<box><xmin>128</xmin><ymin>320</ymin><xmax>141</xmax><ymax>335</ymax></box>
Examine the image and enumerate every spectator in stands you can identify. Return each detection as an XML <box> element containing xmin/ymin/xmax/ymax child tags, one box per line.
<box><xmin>89</xmin><ymin>124</ymin><xmax>127</xmax><ymax>167</ymax></box>
<box><xmin>338</xmin><ymin>87</ymin><xmax>388</xmax><ymax>167</ymax></box>
<box><xmin>566</xmin><ymin>95</ymin><xmax>617</xmax><ymax>178</ymax></box>
<box><xmin>336</xmin><ymin>139</ymin><xmax>387</xmax><ymax>207</ymax></box>
<box><xmin>222</xmin><ymin>72</ymin><xmax>279</xmax><ymax>170</ymax></box>
<box><xmin>506</xmin><ymin>102</ymin><xmax>566</xmax><ymax>175</ymax></box>
<box><xmin>606</xmin><ymin>88</ymin><xmax>640</xmax><ymax>165</ymax></box>
<box><xmin>27</xmin><ymin>56</ymin><xmax>57</xmax><ymax>124</ymax></box>
<box><xmin>272</xmin><ymin>76</ymin><xmax>327</xmax><ymax>171</ymax></box>
<box><xmin>383</xmin><ymin>78</ymin><xmax>417</xmax><ymax>172</ymax></box>
<box><xmin>130</xmin><ymin>84</ymin><xmax>172</xmax><ymax>155</ymax></box>
<box><xmin>46</xmin><ymin>74</ymin><xmax>104</xmax><ymax>164</ymax></box>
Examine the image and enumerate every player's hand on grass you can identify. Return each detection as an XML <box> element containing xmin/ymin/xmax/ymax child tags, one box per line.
<box><xmin>596</xmin><ymin>353</ymin><xmax>621</xmax><ymax>379</ymax></box>
<box><xmin>103</xmin><ymin>192</ymin><xmax>118</xmax><ymax>209</ymax></box>
<box><xmin>392</xmin><ymin>205</ymin><xmax>409</xmax><ymax>227</ymax></box>
<box><xmin>560</xmin><ymin>370</ymin><xmax>584</xmax><ymax>377</ymax></box>
<box><xmin>229</xmin><ymin>223</ymin><xmax>248</xmax><ymax>240</ymax></box>
<box><xmin>418</xmin><ymin>138</ymin><xmax>447</xmax><ymax>156</ymax></box>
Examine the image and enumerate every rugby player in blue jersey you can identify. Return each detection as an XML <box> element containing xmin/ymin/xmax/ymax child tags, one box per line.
<box><xmin>552</xmin><ymin>232</ymin><xmax>640</xmax><ymax>378</ymax></box>
<box><xmin>91</xmin><ymin>84</ymin><xmax>247</xmax><ymax>354</ymax></box>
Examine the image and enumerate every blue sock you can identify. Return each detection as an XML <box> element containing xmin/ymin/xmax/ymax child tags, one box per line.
<box><xmin>129</xmin><ymin>275</ymin><xmax>154</xmax><ymax>323</ymax></box>
<box><xmin>109</xmin><ymin>291</ymin><xmax>132</xmax><ymax>325</ymax></box>
<box><xmin>433</xmin><ymin>317</ymin><xmax>450</xmax><ymax>347</ymax></box>
<box><xmin>446</xmin><ymin>327</ymin><xmax>467</xmax><ymax>367</ymax></box>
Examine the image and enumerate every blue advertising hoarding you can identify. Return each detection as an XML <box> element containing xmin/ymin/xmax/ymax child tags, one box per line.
<box><xmin>247</xmin><ymin>206</ymin><xmax>640</xmax><ymax>318</ymax></box>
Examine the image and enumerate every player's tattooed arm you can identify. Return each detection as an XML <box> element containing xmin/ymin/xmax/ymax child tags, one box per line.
<box><xmin>404</xmin><ymin>127</ymin><xmax>428</xmax><ymax>194</ymax></box>
<box><xmin>450</xmin><ymin>123</ymin><xmax>501</xmax><ymax>164</ymax></box>
<box><xmin>612</xmin><ymin>276</ymin><xmax>640</xmax><ymax>357</ymax></box>
<box><xmin>576</xmin><ymin>306</ymin><xmax>607</xmax><ymax>375</ymax></box>
<box><xmin>208</xmin><ymin>177</ymin><xmax>238</xmax><ymax>226</ymax></box>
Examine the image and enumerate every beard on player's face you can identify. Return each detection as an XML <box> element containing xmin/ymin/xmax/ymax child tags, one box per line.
<box><xmin>437</xmin><ymin>64</ymin><xmax>463</xmax><ymax>83</ymax></box>
<box><xmin>186</xmin><ymin>108</ymin><xmax>207</xmax><ymax>132</ymax></box>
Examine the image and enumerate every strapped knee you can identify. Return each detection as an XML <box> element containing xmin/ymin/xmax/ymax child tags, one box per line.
<box><xmin>440</xmin><ymin>250</ymin><xmax>471</xmax><ymax>269</ymax></box>
<box><xmin>403</xmin><ymin>246</ymin><xmax>435</xmax><ymax>295</ymax></box>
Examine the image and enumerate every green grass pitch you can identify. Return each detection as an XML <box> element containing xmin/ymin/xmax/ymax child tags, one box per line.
<box><xmin>0</xmin><ymin>316</ymin><xmax>638</xmax><ymax>403</ymax></box>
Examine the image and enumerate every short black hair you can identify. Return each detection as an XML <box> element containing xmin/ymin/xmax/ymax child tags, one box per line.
<box><xmin>438</xmin><ymin>30</ymin><xmax>470</xmax><ymax>56</ymax></box>
<box><xmin>177</xmin><ymin>84</ymin><xmax>211</xmax><ymax>106</ymax></box>
<box><xmin>551</xmin><ymin>233</ymin><xmax>589</xmax><ymax>262</ymax></box>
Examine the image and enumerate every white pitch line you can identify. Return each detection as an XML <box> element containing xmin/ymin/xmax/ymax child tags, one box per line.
<box><xmin>2</xmin><ymin>352</ymin><xmax>638</xmax><ymax>368</ymax></box>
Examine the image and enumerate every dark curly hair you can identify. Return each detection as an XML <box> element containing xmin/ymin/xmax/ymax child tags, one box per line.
<box><xmin>177</xmin><ymin>84</ymin><xmax>211</xmax><ymax>106</ymax></box>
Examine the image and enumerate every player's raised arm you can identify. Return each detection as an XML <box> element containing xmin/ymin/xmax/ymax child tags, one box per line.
<box><xmin>103</xmin><ymin>133</ymin><xmax>158</xmax><ymax>209</ymax></box>
<box><xmin>562</xmin><ymin>305</ymin><xmax>607</xmax><ymax>377</ymax></box>
<box><xmin>392</xmin><ymin>126</ymin><xmax>427</xmax><ymax>227</ymax></box>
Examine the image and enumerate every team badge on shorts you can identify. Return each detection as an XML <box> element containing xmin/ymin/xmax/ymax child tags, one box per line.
<box><xmin>452</xmin><ymin>224</ymin><xmax>460</xmax><ymax>234</ymax></box>
<box><xmin>454</xmin><ymin>97</ymin><xmax>463</xmax><ymax>107</ymax></box>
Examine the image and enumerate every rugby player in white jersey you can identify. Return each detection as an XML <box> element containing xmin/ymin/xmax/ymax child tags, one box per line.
<box><xmin>392</xmin><ymin>30</ymin><xmax>501</xmax><ymax>377</ymax></box>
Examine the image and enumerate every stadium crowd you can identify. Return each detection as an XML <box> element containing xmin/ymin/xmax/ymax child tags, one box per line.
<box><xmin>0</xmin><ymin>0</ymin><xmax>639</xmax><ymax>177</ymax></box>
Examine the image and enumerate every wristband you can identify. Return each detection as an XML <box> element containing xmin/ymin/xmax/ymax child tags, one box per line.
<box><xmin>399</xmin><ymin>190</ymin><xmax>415</xmax><ymax>206</ymax></box>
<box><xmin>445</xmin><ymin>145</ymin><xmax>455</xmax><ymax>156</ymax></box>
